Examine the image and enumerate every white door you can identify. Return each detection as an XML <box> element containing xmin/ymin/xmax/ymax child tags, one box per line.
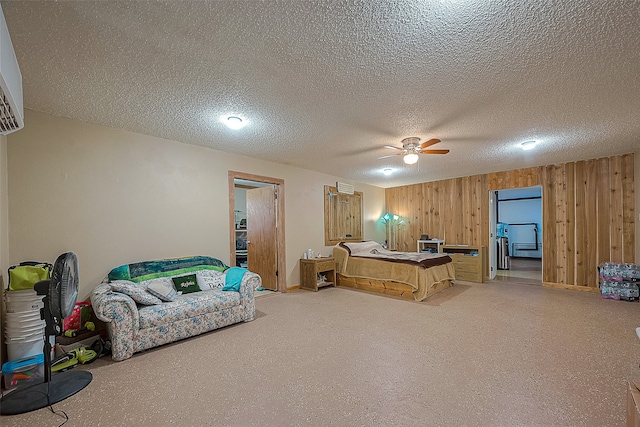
<box><xmin>489</xmin><ymin>190</ymin><xmax>497</xmax><ymax>280</ymax></box>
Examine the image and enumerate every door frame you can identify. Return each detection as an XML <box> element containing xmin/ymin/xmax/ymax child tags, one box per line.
<box><xmin>488</xmin><ymin>186</ymin><xmax>543</xmax><ymax>282</ymax></box>
<box><xmin>489</xmin><ymin>190</ymin><xmax>497</xmax><ymax>280</ymax></box>
<box><xmin>228</xmin><ymin>171</ymin><xmax>287</xmax><ymax>292</ymax></box>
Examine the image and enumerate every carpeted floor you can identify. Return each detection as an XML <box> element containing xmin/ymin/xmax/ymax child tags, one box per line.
<box><xmin>2</xmin><ymin>279</ymin><xmax>639</xmax><ymax>426</ymax></box>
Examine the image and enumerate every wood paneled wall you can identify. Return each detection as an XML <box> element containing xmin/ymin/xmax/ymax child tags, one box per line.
<box><xmin>385</xmin><ymin>154</ymin><xmax>635</xmax><ymax>291</ymax></box>
<box><xmin>540</xmin><ymin>155</ymin><xmax>635</xmax><ymax>289</ymax></box>
<box><xmin>386</xmin><ymin>174</ymin><xmax>489</xmax><ymax>252</ymax></box>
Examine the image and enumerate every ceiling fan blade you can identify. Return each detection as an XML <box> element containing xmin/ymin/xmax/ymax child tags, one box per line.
<box><xmin>420</xmin><ymin>149</ymin><xmax>449</xmax><ymax>154</ymax></box>
<box><xmin>377</xmin><ymin>154</ymin><xmax>401</xmax><ymax>159</ymax></box>
<box><xmin>383</xmin><ymin>145</ymin><xmax>403</xmax><ymax>151</ymax></box>
<box><xmin>420</xmin><ymin>138</ymin><xmax>441</xmax><ymax>149</ymax></box>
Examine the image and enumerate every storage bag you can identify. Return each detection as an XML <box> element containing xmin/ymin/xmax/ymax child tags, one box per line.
<box><xmin>7</xmin><ymin>262</ymin><xmax>52</xmax><ymax>291</ymax></box>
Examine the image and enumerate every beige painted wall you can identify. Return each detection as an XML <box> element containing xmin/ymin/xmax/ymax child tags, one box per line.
<box><xmin>7</xmin><ymin>110</ymin><xmax>385</xmax><ymax>300</ymax></box>
<box><xmin>0</xmin><ymin>134</ymin><xmax>7</xmax><ymax>363</ymax></box>
<box><xmin>0</xmin><ymin>136</ymin><xmax>7</xmax><ymax>275</ymax></box>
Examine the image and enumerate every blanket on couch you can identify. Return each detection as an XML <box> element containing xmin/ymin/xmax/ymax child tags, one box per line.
<box><xmin>107</xmin><ymin>255</ymin><xmax>228</xmax><ymax>282</ymax></box>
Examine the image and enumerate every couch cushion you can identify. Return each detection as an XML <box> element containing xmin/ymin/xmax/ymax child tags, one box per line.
<box><xmin>110</xmin><ymin>280</ymin><xmax>163</xmax><ymax>305</ymax></box>
<box><xmin>137</xmin><ymin>290</ymin><xmax>241</xmax><ymax>329</ymax></box>
<box><xmin>147</xmin><ymin>279</ymin><xmax>178</xmax><ymax>302</ymax></box>
<box><xmin>172</xmin><ymin>274</ymin><xmax>200</xmax><ymax>294</ymax></box>
<box><xmin>196</xmin><ymin>270</ymin><xmax>226</xmax><ymax>290</ymax></box>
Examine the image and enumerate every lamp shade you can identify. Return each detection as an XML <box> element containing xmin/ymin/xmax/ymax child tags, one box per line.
<box><xmin>403</xmin><ymin>153</ymin><xmax>419</xmax><ymax>164</ymax></box>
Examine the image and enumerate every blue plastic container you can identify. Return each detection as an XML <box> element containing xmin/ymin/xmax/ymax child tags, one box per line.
<box><xmin>1</xmin><ymin>353</ymin><xmax>44</xmax><ymax>389</ymax></box>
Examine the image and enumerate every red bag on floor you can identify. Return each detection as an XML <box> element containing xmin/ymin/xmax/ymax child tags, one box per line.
<box><xmin>63</xmin><ymin>302</ymin><xmax>91</xmax><ymax>331</ymax></box>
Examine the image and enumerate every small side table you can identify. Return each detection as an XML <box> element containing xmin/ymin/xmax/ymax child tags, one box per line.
<box><xmin>300</xmin><ymin>257</ymin><xmax>336</xmax><ymax>291</ymax></box>
<box><xmin>417</xmin><ymin>239</ymin><xmax>445</xmax><ymax>253</ymax></box>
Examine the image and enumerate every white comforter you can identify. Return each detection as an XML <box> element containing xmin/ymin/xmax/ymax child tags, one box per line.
<box><xmin>342</xmin><ymin>241</ymin><xmax>448</xmax><ymax>262</ymax></box>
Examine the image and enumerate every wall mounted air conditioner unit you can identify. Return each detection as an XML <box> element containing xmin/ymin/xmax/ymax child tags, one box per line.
<box><xmin>0</xmin><ymin>4</ymin><xmax>23</xmax><ymax>135</ymax></box>
<box><xmin>336</xmin><ymin>181</ymin><xmax>354</xmax><ymax>195</ymax></box>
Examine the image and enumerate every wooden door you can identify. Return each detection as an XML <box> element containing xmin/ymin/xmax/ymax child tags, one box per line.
<box><xmin>247</xmin><ymin>186</ymin><xmax>278</xmax><ymax>291</ymax></box>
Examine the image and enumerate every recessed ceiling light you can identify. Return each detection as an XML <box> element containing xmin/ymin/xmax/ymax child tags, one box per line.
<box><xmin>222</xmin><ymin>115</ymin><xmax>246</xmax><ymax>130</ymax></box>
<box><xmin>520</xmin><ymin>140</ymin><xmax>539</xmax><ymax>150</ymax></box>
<box><xmin>383</xmin><ymin>168</ymin><xmax>393</xmax><ymax>175</ymax></box>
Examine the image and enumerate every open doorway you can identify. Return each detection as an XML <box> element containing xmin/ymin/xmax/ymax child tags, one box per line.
<box><xmin>489</xmin><ymin>186</ymin><xmax>542</xmax><ymax>283</ymax></box>
<box><xmin>228</xmin><ymin>171</ymin><xmax>286</xmax><ymax>293</ymax></box>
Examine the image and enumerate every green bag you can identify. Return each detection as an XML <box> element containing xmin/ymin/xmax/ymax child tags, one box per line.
<box><xmin>8</xmin><ymin>262</ymin><xmax>52</xmax><ymax>291</ymax></box>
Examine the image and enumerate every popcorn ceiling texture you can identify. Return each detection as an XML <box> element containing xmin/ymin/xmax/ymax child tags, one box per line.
<box><xmin>3</xmin><ymin>1</ymin><xmax>639</xmax><ymax>187</ymax></box>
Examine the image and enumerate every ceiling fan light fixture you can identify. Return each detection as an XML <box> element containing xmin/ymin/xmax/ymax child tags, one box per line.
<box><xmin>380</xmin><ymin>137</ymin><xmax>446</xmax><ymax>165</ymax></box>
<box><xmin>401</xmin><ymin>137</ymin><xmax>421</xmax><ymax>147</ymax></box>
<box><xmin>403</xmin><ymin>153</ymin><xmax>419</xmax><ymax>164</ymax></box>
<box><xmin>383</xmin><ymin>168</ymin><xmax>393</xmax><ymax>175</ymax></box>
<box><xmin>520</xmin><ymin>140</ymin><xmax>539</xmax><ymax>150</ymax></box>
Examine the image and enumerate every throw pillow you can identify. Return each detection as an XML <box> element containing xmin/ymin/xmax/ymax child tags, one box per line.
<box><xmin>196</xmin><ymin>271</ymin><xmax>225</xmax><ymax>291</ymax></box>
<box><xmin>147</xmin><ymin>279</ymin><xmax>178</xmax><ymax>302</ymax></box>
<box><xmin>110</xmin><ymin>280</ymin><xmax>163</xmax><ymax>305</ymax></box>
<box><xmin>222</xmin><ymin>267</ymin><xmax>248</xmax><ymax>292</ymax></box>
<box><xmin>172</xmin><ymin>274</ymin><xmax>200</xmax><ymax>294</ymax></box>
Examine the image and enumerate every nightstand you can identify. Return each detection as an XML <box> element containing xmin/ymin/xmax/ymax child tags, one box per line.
<box><xmin>300</xmin><ymin>257</ymin><xmax>336</xmax><ymax>291</ymax></box>
<box><xmin>417</xmin><ymin>239</ymin><xmax>445</xmax><ymax>253</ymax></box>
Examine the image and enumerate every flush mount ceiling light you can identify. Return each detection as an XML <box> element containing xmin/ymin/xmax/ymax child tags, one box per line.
<box><xmin>383</xmin><ymin>168</ymin><xmax>393</xmax><ymax>175</ymax></box>
<box><xmin>520</xmin><ymin>140</ymin><xmax>539</xmax><ymax>150</ymax></box>
<box><xmin>403</xmin><ymin>153</ymin><xmax>419</xmax><ymax>164</ymax></box>
<box><xmin>222</xmin><ymin>115</ymin><xmax>246</xmax><ymax>130</ymax></box>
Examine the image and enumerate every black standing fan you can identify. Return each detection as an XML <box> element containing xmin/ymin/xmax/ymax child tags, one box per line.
<box><xmin>1</xmin><ymin>252</ymin><xmax>92</xmax><ymax>415</ymax></box>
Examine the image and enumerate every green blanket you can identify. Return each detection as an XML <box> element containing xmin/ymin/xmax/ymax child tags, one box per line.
<box><xmin>107</xmin><ymin>256</ymin><xmax>228</xmax><ymax>283</ymax></box>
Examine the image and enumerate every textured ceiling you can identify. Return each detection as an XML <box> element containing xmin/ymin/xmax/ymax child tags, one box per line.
<box><xmin>3</xmin><ymin>1</ymin><xmax>639</xmax><ymax>188</ymax></box>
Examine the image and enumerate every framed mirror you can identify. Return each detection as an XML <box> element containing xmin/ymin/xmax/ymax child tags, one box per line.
<box><xmin>324</xmin><ymin>185</ymin><xmax>363</xmax><ymax>246</ymax></box>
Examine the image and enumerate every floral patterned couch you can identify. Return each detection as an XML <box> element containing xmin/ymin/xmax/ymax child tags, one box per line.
<box><xmin>90</xmin><ymin>256</ymin><xmax>259</xmax><ymax>361</ymax></box>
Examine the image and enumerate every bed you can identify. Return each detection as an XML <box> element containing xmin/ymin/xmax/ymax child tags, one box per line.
<box><xmin>333</xmin><ymin>241</ymin><xmax>456</xmax><ymax>301</ymax></box>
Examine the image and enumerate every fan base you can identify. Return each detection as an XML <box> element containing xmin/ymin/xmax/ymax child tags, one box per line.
<box><xmin>0</xmin><ymin>370</ymin><xmax>92</xmax><ymax>415</ymax></box>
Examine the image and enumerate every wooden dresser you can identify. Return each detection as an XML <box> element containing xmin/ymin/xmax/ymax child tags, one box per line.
<box><xmin>440</xmin><ymin>245</ymin><xmax>486</xmax><ymax>283</ymax></box>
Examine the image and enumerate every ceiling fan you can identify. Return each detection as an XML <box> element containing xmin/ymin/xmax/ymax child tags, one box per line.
<box><xmin>379</xmin><ymin>137</ymin><xmax>449</xmax><ymax>165</ymax></box>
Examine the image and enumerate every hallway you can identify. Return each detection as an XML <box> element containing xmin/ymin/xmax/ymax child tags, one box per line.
<box><xmin>494</xmin><ymin>257</ymin><xmax>542</xmax><ymax>284</ymax></box>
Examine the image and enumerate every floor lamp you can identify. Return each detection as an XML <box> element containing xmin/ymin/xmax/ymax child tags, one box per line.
<box><xmin>382</xmin><ymin>213</ymin><xmax>401</xmax><ymax>251</ymax></box>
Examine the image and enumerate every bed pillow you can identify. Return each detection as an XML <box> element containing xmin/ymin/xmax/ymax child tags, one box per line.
<box><xmin>172</xmin><ymin>274</ymin><xmax>200</xmax><ymax>294</ymax></box>
<box><xmin>343</xmin><ymin>241</ymin><xmax>384</xmax><ymax>256</ymax></box>
<box><xmin>147</xmin><ymin>279</ymin><xmax>178</xmax><ymax>302</ymax></box>
<box><xmin>110</xmin><ymin>280</ymin><xmax>163</xmax><ymax>305</ymax></box>
<box><xmin>196</xmin><ymin>271</ymin><xmax>225</xmax><ymax>291</ymax></box>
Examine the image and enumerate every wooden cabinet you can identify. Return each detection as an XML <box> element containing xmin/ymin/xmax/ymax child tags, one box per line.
<box><xmin>300</xmin><ymin>257</ymin><xmax>336</xmax><ymax>291</ymax></box>
<box><xmin>324</xmin><ymin>185</ymin><xmax>363</xmax><ymax>246</ymax></box>
<box><xmin>440</xmin><ymin>245</ymin><xmax>486</xmax><ymax>283</ymax></box>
